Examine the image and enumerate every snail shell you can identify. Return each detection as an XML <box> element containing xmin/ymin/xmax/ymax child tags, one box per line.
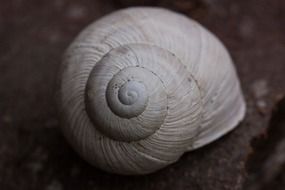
<box><xmin>58</xmin><ymin>7</ymin><xmax>246</xmax><ymax>175</ymax></box>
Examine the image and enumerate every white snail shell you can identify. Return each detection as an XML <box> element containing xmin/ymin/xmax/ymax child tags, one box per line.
<box><xmin>58</xmin><ymin>7</ymin><xmax>246</xmax><ymax>175</ymax></box>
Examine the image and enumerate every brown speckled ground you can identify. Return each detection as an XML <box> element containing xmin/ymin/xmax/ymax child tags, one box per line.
<box><xmin>0</xmin><ymin>0</ymin><xmax>284</xmax><ymax>190</ymax></box>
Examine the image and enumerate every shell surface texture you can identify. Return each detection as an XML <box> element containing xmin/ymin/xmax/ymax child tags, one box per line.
<box><xmin>58</xmin><ymin>7</ymin><xmax>246</xmax><ymax>175</ymax></box>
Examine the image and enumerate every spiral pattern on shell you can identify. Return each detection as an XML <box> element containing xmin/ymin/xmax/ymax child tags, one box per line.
<box><xmin>59</xmin><ymin>7</ymin><xmax>246</xmax><ymax>174</ymax></box>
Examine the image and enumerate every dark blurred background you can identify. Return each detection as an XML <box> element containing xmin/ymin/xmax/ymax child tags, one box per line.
<box><xmin>0</xmin><ymin>0</ymin><xmax>284</xmax><ymax>190</ymax></box>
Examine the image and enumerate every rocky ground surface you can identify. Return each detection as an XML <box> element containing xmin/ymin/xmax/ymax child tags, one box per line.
<box><xmin>0</xmin><ymin>0</ymin><xmax>284</xmax><ymax>189</ymax></box>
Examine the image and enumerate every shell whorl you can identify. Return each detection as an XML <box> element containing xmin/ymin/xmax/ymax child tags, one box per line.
<box><xmin>84</xmin><ymin>43</ymin><xmax>202</xmax><ymax>160</ymax></box>
<box><xmin>59</xmin><ymin>7</ymin><xmax>246</xmax><ymax>175</ymax></box>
